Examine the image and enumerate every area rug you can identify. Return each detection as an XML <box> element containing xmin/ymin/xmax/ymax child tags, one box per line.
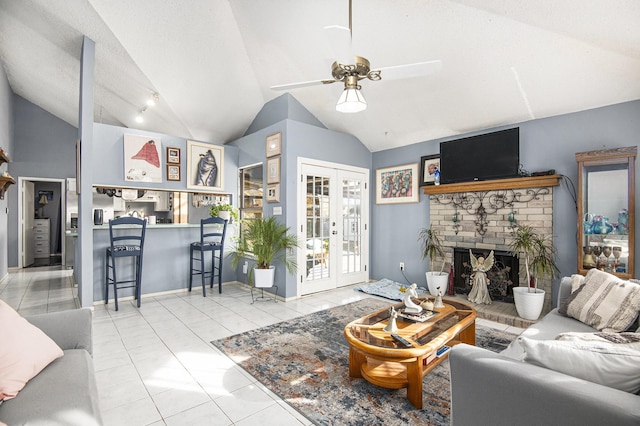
<box><xmin>354</xmin><ymin>279</ymin><xmax>427</xmax><ymax>301</ymax></box>
<box><xmin>212</xmin><ymin>298</ymin><xmax>518</xmax><ymax>426</ymax></box>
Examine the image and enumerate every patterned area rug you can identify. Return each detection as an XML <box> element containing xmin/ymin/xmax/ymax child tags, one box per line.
<box><xmin>212</xmin><ymin>298</ymin><xmax>517</xmax><ymax>426</ymax></box>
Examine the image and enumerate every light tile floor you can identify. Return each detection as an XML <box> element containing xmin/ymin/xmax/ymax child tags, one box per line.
<box><xmin>0</xmin><ymin>266</ymin><xmax>525</xmax><ymax>425</ymax></box>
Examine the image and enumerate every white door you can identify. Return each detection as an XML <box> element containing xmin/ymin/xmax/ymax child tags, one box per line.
<box><xmin>298</xmin><ymin>162</ymin><xmax>369</xmax><ymax>295</ymax></box>
<box><xmin>23</xmin><ymin>181</ymin><xmax>35</xmax><ymax>267</ymax></box>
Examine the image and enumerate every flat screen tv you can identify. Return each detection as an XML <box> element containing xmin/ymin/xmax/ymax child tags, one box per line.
<box><xmin>440</xmin><ymin>128</ymin><xmax>520</xmax><ymax>184</ymax></box>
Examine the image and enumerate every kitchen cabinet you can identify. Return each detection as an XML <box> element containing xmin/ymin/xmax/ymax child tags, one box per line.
<box><xmin>113</xmin><ymin>196</ymin><xmax>126</xmax><ymax>211</ymax></box>
<box><xmin>34</xmin><ymin>219</ymin><xmax>50</xmax><ymax>259</ymax></box>
<box><xmin>576</xmin><ymin>146</ymin><xmax>636</xmax><ymax>278</ymax></box>
<box><xmin>154</xmin><ymin>191</ymin><xmax>172</xmax><ymax>211</ymax></box>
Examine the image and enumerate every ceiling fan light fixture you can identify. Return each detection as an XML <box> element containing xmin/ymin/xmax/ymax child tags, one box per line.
<box><xmin>336</xmin><ymin>76</ymin><xmax>367</xmax><ymax>113</ymax></box>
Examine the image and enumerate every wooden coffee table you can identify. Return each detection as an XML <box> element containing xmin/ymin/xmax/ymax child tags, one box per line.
<box><xmin>344</xmin><ymin>298</ymin><xmax>476</xmax><ymax>409</ymax></box>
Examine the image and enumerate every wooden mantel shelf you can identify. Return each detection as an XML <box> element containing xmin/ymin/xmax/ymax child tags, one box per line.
<box><xmin>422</xmin><ymin>174</ymin><xmax>562</xmax><ymax>195</ymax></box>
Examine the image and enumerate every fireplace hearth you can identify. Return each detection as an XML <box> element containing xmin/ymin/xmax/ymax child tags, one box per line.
<box><xmin>454</xmin><ymin>248</ymin><xmax>518</xmax><ymax>303</ymax></box>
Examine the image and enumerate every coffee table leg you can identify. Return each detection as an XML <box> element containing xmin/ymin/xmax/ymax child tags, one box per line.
<box><xmin>459</xmin><ymin>321</ymin><xmax>476</xmax><ymax>345</ymax></box>
<box><xmin>406</xmin><ymin>361</ymin><xmax>423</xmax><ymax>409</ymax></box>
<box><xmin>349</xmin><ymin>347</ymin><xmax>365</xmax><ymax>378</ymax></box>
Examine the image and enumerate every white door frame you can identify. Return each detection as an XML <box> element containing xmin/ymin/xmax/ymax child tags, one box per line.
<box><xmin>17</xmin><ymin>177</ymin><xmax>66</xmax><ymax>268</ymax></box>
<box><xmin>296</xmin><ymin>157</ymin><xmax>369</xmax><ymax>296</ymax></box>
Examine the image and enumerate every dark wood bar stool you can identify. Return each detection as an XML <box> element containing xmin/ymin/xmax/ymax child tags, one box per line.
<box><xmin>105</xmin><ymin>217</ymin><xmax>147</xmax><ymax>311</ymax></box>
<box><xmin>189</xmin><ymin>217</ymin><xmax>228</xmax><ymax>296</ymax></box>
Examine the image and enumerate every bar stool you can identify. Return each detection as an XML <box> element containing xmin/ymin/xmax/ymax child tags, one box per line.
<box><xmin>105</xmin><ymin>217</ymin><xmax>147</xmax><ymax>311</ymax></box>
<box><xmin>189</xmin><ymin>217</ymin><xmax>227</xmax><ymax>296</ymax></box>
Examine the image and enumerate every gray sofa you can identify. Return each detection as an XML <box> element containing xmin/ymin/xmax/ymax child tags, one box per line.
<box><xmin>0</xmin><ymin>309</ymin><xmax>103</xmax><ymax>426</ymax></box>
<box><xmin>449</xmin><ymin>277</ymin><xmax>640</xmax><ymax>426</ymax></box>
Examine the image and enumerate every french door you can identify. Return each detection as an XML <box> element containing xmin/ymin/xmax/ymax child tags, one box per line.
<box><xmin>298</xmin><ymin>160</ymin><xmax>369</xmax><ymax>295</ymax></box>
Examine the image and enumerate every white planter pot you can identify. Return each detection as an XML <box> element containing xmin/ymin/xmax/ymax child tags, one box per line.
<box><xmin>217</xmin><ymin>211</ymin><xmax>231</xmax><ymax>221</ymax></box>
<box><xmin>513</xmin><ymin>287</ymin><xmax>545</xmax><ymax>320</ymax></box>
<box><xmin>254</xmin><ymin>266</ymin><xmax>275</xmax><ymax>288</ymax></box>
<box><xmin>425</xmin><ymin>272</ymin><xmax>449</xmax><ymax>296</ymax></box>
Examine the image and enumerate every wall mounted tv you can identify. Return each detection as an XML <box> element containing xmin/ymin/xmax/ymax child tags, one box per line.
<box><xmin>440</xmin><ymin>128</ymin><xmax>520</xmax><ymax>184</ymax></box>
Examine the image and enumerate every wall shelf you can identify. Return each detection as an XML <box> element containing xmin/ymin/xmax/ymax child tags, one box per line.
<box><xmin>422</xmin><ymin>175</ymin><xmax>562</xmax><ymax>195</ymax></box>
<box><xmin>0</xmin><ymin>149</ymin><xmax>13</xmax><ymax>199</ymax></box>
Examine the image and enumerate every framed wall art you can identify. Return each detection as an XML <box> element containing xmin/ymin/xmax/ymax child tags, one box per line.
<box><xmin>266</xmin><ymin>132</ymin><xmax>282</xmax><ymax>158</ymax></box>
<box><xmin>267</xmin><ymin>156</ymin><xmax>280</xmax><ymax>184</ymax></box>
<box><xmin>376</xmin><ymin>163</ymin><xmax>419</xmax><ymax>204</ymax></box>
<box><xmin>167</xmin><ymin>164</ymin><xmax>181</xmax><ymax>181</ymax></box>
<box><xmin>166</xmin><ymin>147</ymin><xmax>180</xmax><ymax>164</ymax></box>
<box><xmin>186</xmin><ymin>141</ymin><xmax>224</xmax><ymax>191</ymax></box>
<box><xmin>124</xmin><ymin>134</ymin><xmax>162</xmax><ymax>183</ymax></box>
<box><xmin>266</xmin><ymin>183</ymin><xmax>280</xmax><ymax>203</ymax></box>
<box><xmin>419</xmin><ymin>154</ymin><xmax>440</xmax><ymax>186</ymax></box>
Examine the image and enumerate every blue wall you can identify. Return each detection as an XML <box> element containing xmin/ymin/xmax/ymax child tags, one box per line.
<box><xmin>7</xmin><ymin>95</ymin><xmax>77</xmax><ymax>268</ymax></box>
<box><xmin>0</xmin><ymin>64</ymin><xmax>13</xmax><ymax>280</ymax></box>
<box><xmin>371</xmin><ymin>100</ymin><xmax>640</xmax><ymax>295</ymax></box>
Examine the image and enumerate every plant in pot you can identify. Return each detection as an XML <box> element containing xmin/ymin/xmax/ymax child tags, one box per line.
<box><xmin>209</xmin><ymin>203</ymin><xmax>238</xmax><ymax>223</ymax></box>
<box><xmin>508</xmin><ymin>224</ymin><xmax>560</xmax><ymax>320</ymax></box>
<box><xmin>419</xmin><ymin>227</ymin><xmax>449</xmax><ymax>296</ymax></box>
<box><xmin>228</xmin><ymin>216</ymin><xmax>299</xmax><ymax>288</ymax></box>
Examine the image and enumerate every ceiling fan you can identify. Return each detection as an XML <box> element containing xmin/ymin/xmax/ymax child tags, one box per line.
<box><xmin>270</xmin><ymin>0</ymin><xmax>442</xmax><ymax>113</ymax></box>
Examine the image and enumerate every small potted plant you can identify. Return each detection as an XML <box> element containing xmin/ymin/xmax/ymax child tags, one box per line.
<box><xmin>418</xmin><ymin>227</ymin><xmax>449</xmax><ymax>296</ymax></box>
<box><xmin>509</xmin><ymin>224</ymin><xmax>560</xmax><ymax>320</ymax></box>
<box><xmin>209</xmin><ymin>203</ymin><xmax>238</xmax><ymax>223</ymax></box>
<box><xmin>228</xmin><ymin>216</ymin><xmax>299</xmax><ymax>288</ymax></box>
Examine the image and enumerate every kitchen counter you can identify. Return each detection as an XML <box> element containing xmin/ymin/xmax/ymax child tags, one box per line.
<box><xmin>92</xmin><ymin>223</ymin><xmax>237</xmax><ymax>303</ymax></box>
<box><xmin>92</xmin><ymin>223</ymin><xmax>201</xmax><ymax>229</ymax></box>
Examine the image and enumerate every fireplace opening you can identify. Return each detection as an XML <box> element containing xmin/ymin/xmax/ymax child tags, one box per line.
<box><xmin>453</xmin><ymin>248</ymin><xmax>519</xmax><ymax>303</ymax></box>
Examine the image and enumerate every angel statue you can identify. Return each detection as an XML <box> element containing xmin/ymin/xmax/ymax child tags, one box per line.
<box><xmin>468</xmin><ymin>249</ymin><xmax>494</xmax><ymax>305</ymax></box>
<box><xmin>403</xmin><ymin>283</ymin><xmax>423</xmax><ymax>314</ymax></box>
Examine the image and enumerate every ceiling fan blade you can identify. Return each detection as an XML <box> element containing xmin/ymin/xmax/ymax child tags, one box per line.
<box><xmin>376</xmin><ymin>60</ymin><xmax>442</xmax><ymax>81</ymax></box>
<box><xmin>271</xmin><ymin>79</ymin><xmax>337</xmax><ymax>91</ymax></box>
<box><xmin>324</xmin><ymin>25</ymin><xmax>353</xmax><ymax>65</ymax></box>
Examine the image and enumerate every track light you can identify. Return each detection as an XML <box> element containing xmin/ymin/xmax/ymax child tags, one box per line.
<box><xmin>146</xmin><ymin>93</ymin><xmax>159</xmax><ymax>107</ymax></box>
<box><xmin>135</xmin><ymin>106</ymin><xmax>147</xmax><ymax>123</ymax></box>
<box><xmin>134</xmin><ymin>93</ymin><xmax>159</xmax><ymax>124</ymax></box>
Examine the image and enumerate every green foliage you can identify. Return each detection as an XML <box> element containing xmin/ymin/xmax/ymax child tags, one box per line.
<box><xmin>509</xmin><ymin>224</ymin><xmax>560</xmax><ymax>290</ymax></box>
<box><xmin>209</xmin><ymin>203</ymin><xmax>238</xmax><ymax>222</ymax></box>
<box><xmin>418</xmin><ymin>227</ymin><xmax>447</xmax><ymax>273</ymax></box>
<box><xmin>228</xmin><ymin>216</ymin><xmax>299</xmax><ymax>276</ymax></box>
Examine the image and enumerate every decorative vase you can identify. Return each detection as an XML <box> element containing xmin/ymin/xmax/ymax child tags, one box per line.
<box><xmin>217</xmin><ymin>210</ymin><xmax>231</xmax><ymax>221</ymax></box>
<box><xmin>513</xmin><ymin>287</ymin><xmax>545</xmax><ymax>321</ymax></box>
<box><xmin>582</xmin><ymin>246</ymin><xmax>596</xmax><ymax>269</ymax></box>
<box><xmin>618</xmin><ymin>209</ymin><xmax>629</xmax><ymax>234</ymax></box>
<box><xmin>425</xmin><ymin>271</ymin><xmax>449</xmax><ymax>296</ymax></box>
<box><xmin>254</xmin><ymin>266</ymin><xmax>276</xmax><ymax>288</ymax></box>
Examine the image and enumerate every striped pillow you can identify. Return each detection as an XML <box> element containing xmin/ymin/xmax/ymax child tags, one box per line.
<box><xmin>562</xmin><ymin>269</ymin><xmax>640</xmax><ymax>332</ymax></box>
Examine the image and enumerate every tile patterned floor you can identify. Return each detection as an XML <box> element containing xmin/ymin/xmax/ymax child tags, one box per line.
<box><xmin>0</xmin><ymin>267</ymin><xmax>525</xmax><ymax>425</ymax></box>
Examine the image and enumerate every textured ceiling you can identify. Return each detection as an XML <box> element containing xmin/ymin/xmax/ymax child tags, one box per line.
<box><xmin>1</xmin><ymin>0</ymin><xmax>639</xmax><ymax>152</ymax></box>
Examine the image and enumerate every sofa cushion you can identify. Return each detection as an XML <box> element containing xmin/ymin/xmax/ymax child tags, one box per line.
<box><xmin>559</xmin><ymin>269</ymin><xmax>640</xmax><ymax>332</ymax></box>
<box><xmin>0</xmin><ymin>300</ymin><xmax>63</xmax><ymax>400</ymax></box>
<box><xmin>518</xmin><ymin>335</ymin><xmax>640</xmax><ymax>394</ymax></box>
<box><xmin>0</xmin><ymin>349</ymin><xmax>102</xmax><ymax>426</ymax></box>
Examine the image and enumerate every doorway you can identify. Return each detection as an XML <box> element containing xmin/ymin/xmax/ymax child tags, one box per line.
<box><xmin>297</xmin><ymin>159</ymin><xmax>369</xmax><ymax>295</ymax></box>
<box><xmin>17</xmin><ymin>177</ymin><xmax>66</xmax><ymax>268</ymax></box>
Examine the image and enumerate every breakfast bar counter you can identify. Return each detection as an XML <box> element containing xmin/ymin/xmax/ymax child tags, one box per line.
<box><xmin>91</xmin><ymin>223</ymin><xmax>236</xmax><ymax>303</ymax></box>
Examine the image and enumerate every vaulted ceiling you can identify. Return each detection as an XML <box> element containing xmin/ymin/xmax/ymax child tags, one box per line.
<box><xmin>1</xmin><ymin>0</ymin><xmax>639</xmax><ymax>152</ymax></box>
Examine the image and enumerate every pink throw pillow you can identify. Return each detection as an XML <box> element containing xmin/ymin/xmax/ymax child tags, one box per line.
<box><xmin>0</xmin><ymin>300</ymin><xmax>63</xmax><ymax>400</ymax></box>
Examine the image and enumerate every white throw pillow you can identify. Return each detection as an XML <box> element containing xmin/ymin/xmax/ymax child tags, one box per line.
<box><xmin>518</xmin><ymin>335</ymin><xmax>640</xmax><ymax>394</ymax></box>
<box><xmin>0</xmin><ymin>300</ymin><xmax>64</xmax><ymax>400</ymax></box>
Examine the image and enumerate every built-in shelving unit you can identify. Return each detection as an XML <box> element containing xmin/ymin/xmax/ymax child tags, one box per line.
<box><xmin>422</xmin><ymin>174</ymin><xmax>562</xmax><ymax>195</ymax></box>
<box><xmin>0</xmin><ymin>149</ymin><xmax>15</xmax><ymax>200</ymax></box>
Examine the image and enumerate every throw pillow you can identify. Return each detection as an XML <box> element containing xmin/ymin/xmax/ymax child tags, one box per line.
<box><xmin>559</xmin><ymin>269</ymin><xmax>640</xmax><ymax>332</ymax></box>
<box><xmin>518</xmin><ymin>335</ymin><xmax>640</xmax><ymax>394</ymax></box>
<box><xmin>0</xmin><ymin>300</ymin><xmax>64</xmax><ymax>400</ymax></box>
<box><xmin>569</xmin><ymin>274</ymin><xmax>585</xmax><ymax>293</ymax></box>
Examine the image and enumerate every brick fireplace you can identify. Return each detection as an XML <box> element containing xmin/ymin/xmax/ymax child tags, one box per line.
<box><xmin>424</xmin><ymin>175</ymin><xmax>561</xmax><ymax>315</ymax></box>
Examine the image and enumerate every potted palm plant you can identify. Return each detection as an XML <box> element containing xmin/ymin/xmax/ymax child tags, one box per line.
<box><xmin>419</xmin><ymin>227</ymin><xmax>449</xmax><ymax>296</ymax></box>
<box><xmin>210</xmin><ymin>203</ymin><xmax>238</xmax><ymax>223</ymax></box>
<box><xmin>509</xmin><ymin>224</ymin><xmax>560</xmax><ymax>320</ymax></box>
<box><xmin>228</xmin><ymin>216</ymin><xmax>299</xmax><ymax>288</ymax></box>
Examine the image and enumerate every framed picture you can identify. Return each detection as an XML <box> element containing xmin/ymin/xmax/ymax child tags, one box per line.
<box><xmin>167</xmin><ymin>165</ymin><xmax>180</xmax><ymax>181</ymax></box>
<box><xmin>187</xmin><ymin>141</ymin><xmax>224</xmax><ymax>191</ymax></box>
<box><xmin>376</xmin><ymin>163</ymin><xmax>419</xmax><ymax>204</ymax></box>
<box><xmin>419</xmin><ymin>154</ymin><xmax>440</xmax><ymax>186</ymax></box>
<box><xmin>267</xmin><ymin>156</ymin><xmax>280</xmax><ymax>184</ymax></box>
<box><xmin>266</xmin><ymin>132</ymin><xmax>282</xmax><ymax>157</ymax></box>
<box><xmin>166</xmin><ymin>147</ymin><xmax>180</xmax><ymax>164</ymax></box>
<box><xmin>124</xmin><ymin>134</ymin><xmax>162</xmax><ymax>183</ymax></box>
<box><xmin>266</xmin><ymin>183</ymin><xmax>280</xmax><ymax>203</ymax></box>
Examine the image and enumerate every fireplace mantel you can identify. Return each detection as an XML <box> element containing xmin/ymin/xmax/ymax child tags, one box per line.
<box><xmin>422</xmin><ymin>174</ymin><xmax>562</xmax><ymax>195</ymax></box>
